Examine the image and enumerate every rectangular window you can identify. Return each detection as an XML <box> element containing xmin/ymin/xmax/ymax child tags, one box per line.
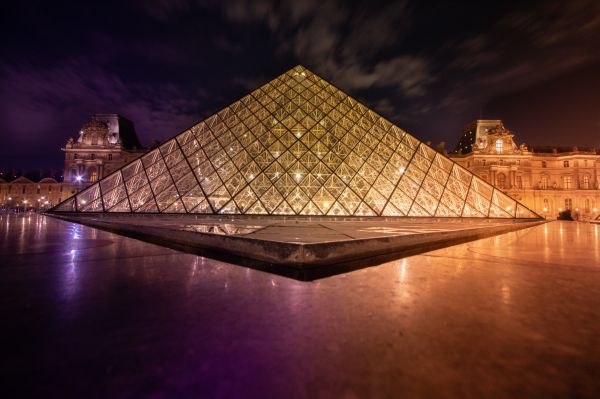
<box><xmin>563</xmin><ymin>176</ymin><xmax>572</xmax><ymax>189</ymax></box>
<box><xmin>108</xmin><ymin>154</ymin><xmax>113</xmax><ymax>160</ymax></box>
<box><xmin>565</xmin><ymin>198</ymin><xmax>572</xmax><ymax>210</ymax></box>
<box><xmin>541</xmin><ymin>176</ymin><xmax>548</xmax><ymax>189</ymax></box>
<box><xmin>585</xmin><ymin>199</ymin><xmax>590</xmax><ymax>213</ymax></box>
<box><xmin>542</xmin><ymin>160</ymin><xmax>547</xmax><ymax>168</ymax></box>
<box><xmin>583</xmin><ymin>175</ymin><xmax>590</xmax><ymax>189</ymax></box>
<box><xmin>563</xmin><ymin>160</ymin><xmax>569</xmax><ymax>167</ymax></box>
<box><xmin>495</xmin><ymin>140</ymin><xmax>503</xmax><ymax>153</ymax></box>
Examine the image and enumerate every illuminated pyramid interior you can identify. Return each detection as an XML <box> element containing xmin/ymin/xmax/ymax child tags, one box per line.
<box><xmin>52</xmin><ymin>65</ymin><xmax>539</xmax><ymax>219</ymax></box>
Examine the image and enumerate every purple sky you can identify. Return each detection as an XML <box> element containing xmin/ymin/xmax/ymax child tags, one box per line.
<box><xmin>2</xmin><ymin>0</ymin><xmax>599</xmax><ymax>169</ymax></box>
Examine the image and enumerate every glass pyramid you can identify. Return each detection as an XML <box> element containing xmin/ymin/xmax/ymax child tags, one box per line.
<box><xmin>51</xmin><ymin>65</ymin><xmax>539</xmax><ymax>219</ymax></box>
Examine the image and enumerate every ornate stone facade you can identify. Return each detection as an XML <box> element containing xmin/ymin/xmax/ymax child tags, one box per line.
<box><xmin>450</xmin><ymin>120</ymin><xmax>600</xmax><ymax>220</ymax></box>
<box><xmin>1</xmin><ymin>114</ymin><xmax>145</xmax><ymax>211</ymax></box>
<box><xmin>63</xmin><ymin>114</ymin><xmax>144</xmax><ymax>189</ymax></box>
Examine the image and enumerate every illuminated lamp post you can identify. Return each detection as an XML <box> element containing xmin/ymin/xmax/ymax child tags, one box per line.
<box><xmin>75</xmin><ymin>175</ymin><xmax>83</xmax><ymax>193</ymax></box>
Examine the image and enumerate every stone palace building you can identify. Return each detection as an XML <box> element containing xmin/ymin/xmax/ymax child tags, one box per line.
<box><xmin>449</xmin><ymin>120</ymin><xmax>600</xmax><ymax>220</ymax></box>
<box><xmin>0</xmin><ymin>114</ymin><xmax>144</xmax><ymax>210</ymax></box>
<box><xmin>2</xmin><ymin>110</ymin><xmax>598</xmax><ymax>220</ymax></box>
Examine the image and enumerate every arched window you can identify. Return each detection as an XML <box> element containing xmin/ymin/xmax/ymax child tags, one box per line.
<box><xmin>497</xmin><ymin>173</ymin><xmax>506</xmax><ymax>189</ymax></box>
<box><xmin>495</xmin><ymin>139</ymin><xmax>503</xmax><ymax>153</ymax></box>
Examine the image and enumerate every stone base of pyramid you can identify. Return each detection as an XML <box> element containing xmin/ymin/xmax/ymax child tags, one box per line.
<box><xmin>48</xmin><ymin>213</ymin><xmax>544</xmax><ymax>280</ymax></box>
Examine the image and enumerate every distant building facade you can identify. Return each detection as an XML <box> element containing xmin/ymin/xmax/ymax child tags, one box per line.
<box><xmin>449</xmin><ymin>120</ymin><xmax>600</xmax><ymax>220</ymax></box>
<box><xmin>1</xmin><ymin>114</ymin><xmax>144</xmax><ymax>211</ymax></box>
<box><xmin>63</xmin><ymin>114</ymin><xmax>144</xmax><ymax>186</ymax></box>
<box><xmin>0</xmin><ymin>177</ymin><xmax>69</xmax><ymax>211</ymax></box>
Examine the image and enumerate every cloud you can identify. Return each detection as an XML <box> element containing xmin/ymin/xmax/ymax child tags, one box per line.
<box><xmin>221</xmin><ymin>0</ymin><xmax>431</xmax><ymax>107</ymax></box>
<box><xmin>0</xmin><ymin>60</ymin><xmax>204</xmax><ymax>151</ymax></box>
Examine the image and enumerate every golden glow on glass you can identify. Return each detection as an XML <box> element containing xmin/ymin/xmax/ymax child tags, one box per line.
<box><xmin>52</xmin><ymin>66</ymin><xmax>538</xmax><ymax>218</ymax></box>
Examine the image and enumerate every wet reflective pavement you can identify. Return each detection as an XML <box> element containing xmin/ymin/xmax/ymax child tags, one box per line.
<box><xmin>2</xmin><ymin>214</ymin><xmax>600</xmax><ymax>398</ymax></box>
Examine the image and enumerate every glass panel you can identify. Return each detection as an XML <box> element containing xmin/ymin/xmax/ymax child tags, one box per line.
<box><xmin>130</xmin><ymin>185</ymin><xmax>155</xmax><ymax>211</ymax></box>
<box><xmin>80</xmin><ymin>198</ymin><xmax>103</xmax><ymax>212</ymax></box>
<box><xmin>76</xmin><ymin>183</ymin><xmax>101</xmax><ymax>209</ymax></box>
<box><xmin>155</xmin><ymin>185</ymin><xmax>180</xmax><ymax>212</ymax></box>
<box><xmin>100</xmin><ymin>172</ymin><xmax>123</xmax><ymax>195</ymax></box>
<box><xmin>103</xmin><ymin>185</ymin><xmax>128</xmax><ymax>210</ymax></box>
<box><xmin>108</xmin><ymin>198</ymin><xmax>131</xmax><ymax>212</ymax></box>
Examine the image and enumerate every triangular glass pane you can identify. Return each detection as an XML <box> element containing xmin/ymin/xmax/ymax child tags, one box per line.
<box><xmin>219</xmin><ymin>200</ymin><xmax>241</xmax><ymax>214</ymax></box>
<box><xmin>130</xmin><ymin>184</ymin><xmax>155</xmax><ymax>211</ymax></box>
<box><xmin>248</xmin><ymin>199</ymin><xmax>269</xmax><ymax>215</ymax></box>
<box><xmin>273</xmin><ymin>200</ymin><xmax>294</xmax><ymax>215</ymax></box>
<box><xmin>108</xmin><ymin>198</ymin><xmax>131</xmax><ymax>212</ymax></box>
<box><xmin>354</xmin><ymin>201</ymin><xmax>376</xmax><ymax>216</ymax></box>
<box><xmin>182</xmin><ymin>187</ymin><xmax>209</xmax><ymax>213</ymax></box>
<box><xmin>204</xmin><ymin>185</ymin><xmax>229</xmax><ymax>212</ymax></box>
<box><xmin>53</xmin><ymin>197</ymin><xmax>77</xmax><ymax>212</ymax></box>
<box><xmin>164</xmin><ymin>199</ymin><xmax>186</xmax><ymax>213</ymax></box>
<box><xmin>462</xmin><ymin>203</ymin><xmax>485</xmax><ymax>218</ymax></box>
<box><xmin>155</xmin><ymin>184</ymin><xmax>180</xmax><ymax>212</ymax></box>
<box><xmin>408</xmin><ymin>201</ymin><xmax>431</xmax><ymax>217</ymax></box>
<box><xmin>382</xmin><ymin>202</ymin><xmax>405</xmax><ymax>216</ymax></box>
<box><xmin>76</xmin><ymin>183</ymin><xmax>101</xmax><ymax>209</ymax></box>
<box><xmin>80</xmin><ymin>198</ymin><xmax>103</xmax><ymax>212</ymax></box>
<box><xmin>234</xmin><ymin>186</ymin><xmax>258</xmax><ymax>213</ymax></box>
<box><xmin>103</xmin><ymin>184</ymin><xmax>128</xmax><ymax>210</ymax></box>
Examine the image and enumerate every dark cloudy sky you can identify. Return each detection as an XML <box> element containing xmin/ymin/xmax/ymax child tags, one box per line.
<box><xmin>2</xmin><ymin>0</ymin><xmax>599</xmax><ymax>169</ymax></box>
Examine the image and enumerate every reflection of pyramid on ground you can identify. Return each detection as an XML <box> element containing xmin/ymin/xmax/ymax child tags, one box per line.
<box><xmin>51</xmin><ymin>65</ymin><xmax>539</xmax><ymax>219</ymax></box>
